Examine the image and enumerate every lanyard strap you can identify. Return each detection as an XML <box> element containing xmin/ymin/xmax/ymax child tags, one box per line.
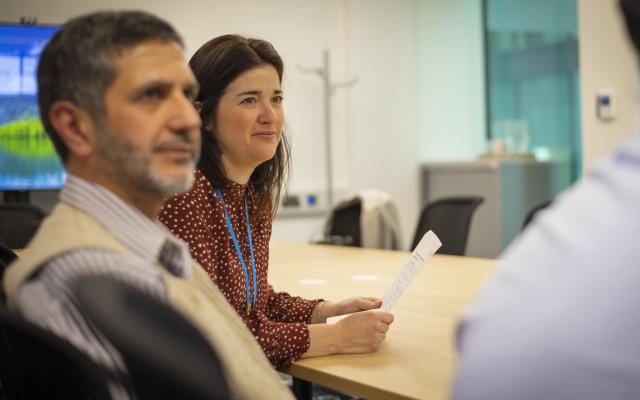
<box><xmin>215</xmin><ymin>188</ymin><xmax>257</xmax><ymax>313</ymax></box>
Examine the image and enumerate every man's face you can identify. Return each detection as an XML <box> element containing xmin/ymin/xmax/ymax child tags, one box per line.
<box><xmin>92</xmin><ymin>40</ymin><xmax>201</xmax><ymax>198</ymax></box>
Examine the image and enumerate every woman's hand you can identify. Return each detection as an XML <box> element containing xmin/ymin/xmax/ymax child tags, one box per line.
<box><xmin>303</xmin><ymin>310</ymin><xmax>394</xmax><ymax>357</ymax></box>
<box><xmin>335</xmin><ymin>310</ymin><xmax>394</xmax><ymax>353</ymax></box>
<box><xmin>311</xmin><ymin>297</ymin><xmax>382</xmax><ymax>323</ymax></box>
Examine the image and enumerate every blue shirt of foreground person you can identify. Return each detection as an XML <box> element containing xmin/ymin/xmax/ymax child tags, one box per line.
<box><xmin>453</xmin><ymin>1</ymin><xmax>640</xmax><ymax>399</ymax></box>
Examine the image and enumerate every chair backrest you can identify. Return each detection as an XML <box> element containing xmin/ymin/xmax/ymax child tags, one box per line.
<box><xmin>0</xmin><ymin>204</ymin><xmax>46</xmax><ymax>249</ymax></box>
<box><xmin>412</xmin><ymin>196</ymin><xmax>484</xmax><ymax>256</ymax></box>
<box><xmin>76</xmin><ymin>276</ymin><xmax>231</xmax><ymax>400</ymax></box>
<box><xmin>326</xmin><ymin>198</ymin><xmax>362</xmax><ymax>247</ymax></box>
<box><xmin>0</xmin><ymin>306</ymin><xmax>112</xmax><ymax>400</ymax></box>
<box><xmin>522</xmin><ymin>199</ymin><xmax>553</xmax><ymax>230</ymax></box>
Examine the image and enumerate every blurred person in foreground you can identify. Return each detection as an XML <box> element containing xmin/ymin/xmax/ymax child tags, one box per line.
<box><xmin>453</xmin><ymin>1</ymin><xmax>640</xmax><ymax>399</ymax></box>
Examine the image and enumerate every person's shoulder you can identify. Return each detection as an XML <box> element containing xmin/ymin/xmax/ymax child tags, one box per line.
<box><xmin>591</xmin><ymin>134</ymin><xmax>640</xmax><ymax>178</ymax></box>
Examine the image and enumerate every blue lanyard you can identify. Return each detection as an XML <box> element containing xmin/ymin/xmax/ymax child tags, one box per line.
<box><xmin>215</xmin><ymin>188</ymin><xmax>257</xmax><ymax>314</ymax></box>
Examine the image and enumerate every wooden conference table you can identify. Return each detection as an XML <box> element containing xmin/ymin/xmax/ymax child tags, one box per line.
<box><xmin>269</xmin><ymin>242</ymin><xmax>498</xmax><ymax>400</ymax></box>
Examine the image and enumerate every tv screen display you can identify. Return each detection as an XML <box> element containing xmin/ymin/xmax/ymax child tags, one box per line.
<box><xmin>0</xmin><ymin>23</ymin><xmax>65</xmax><ymax>190</ymax></box>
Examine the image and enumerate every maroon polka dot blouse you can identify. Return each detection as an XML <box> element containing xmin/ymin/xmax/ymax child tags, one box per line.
<box><xmin>159</xmin><ymin>169</ymin><xmax>322</xmax><ymax>368</ymax></box>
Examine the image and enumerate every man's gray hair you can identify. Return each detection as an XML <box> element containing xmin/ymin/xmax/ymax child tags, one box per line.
<box><xmin>37</xmin><ymin>10</ymin><xmax>184</xmax><ymax>162</ymax></box>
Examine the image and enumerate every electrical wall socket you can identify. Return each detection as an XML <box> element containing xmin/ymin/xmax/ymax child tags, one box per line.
<box><xmin>277</xmin><ymin>191</ymin><xmax>326</xmax><ymax>218</ymax></box>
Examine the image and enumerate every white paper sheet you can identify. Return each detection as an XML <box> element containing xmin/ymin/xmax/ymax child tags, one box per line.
<box><xmin>326</xmin><ymin>230</ymin><xmax>442</xmax><ymax>324</ymax></box>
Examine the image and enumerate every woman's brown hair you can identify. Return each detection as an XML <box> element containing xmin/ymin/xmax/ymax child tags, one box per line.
<box><xmin>189</xmin><ymin>34</ymin><xmax>290</xmax><ymax>217</ymax></box>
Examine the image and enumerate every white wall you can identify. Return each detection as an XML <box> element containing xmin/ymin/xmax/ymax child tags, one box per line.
<box><xmin>416</xmin><ymin>0</ymin><xmax>485</xmax><ymax>162</ymax></box>
<box><xmin>344</xmin><ymin>0</ymin><xmax>418</xmax><ymax>248</ymax></box>
<box><xmin>273</xmin><ymin>0</ymin><xmax>486</xmax><ymax>246</ymax></box>
<box><xmin>579</xmin><ymin>0</ymin><xmax>638</xmax><ymax>172</ymax></box>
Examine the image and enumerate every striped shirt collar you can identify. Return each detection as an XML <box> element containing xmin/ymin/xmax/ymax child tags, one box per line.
<box><xmin>59</xmin><ymin>175</ymin><xmax>192</xmax><ymax>279</ymax></box>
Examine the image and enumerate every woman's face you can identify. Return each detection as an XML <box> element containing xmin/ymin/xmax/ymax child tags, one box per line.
<box><xmin>214</xmin><ymin>64</ymin><xmax>284</xmax><ymax>179</ymax></box>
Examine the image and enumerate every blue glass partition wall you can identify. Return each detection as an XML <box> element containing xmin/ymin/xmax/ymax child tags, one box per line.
<box><xmin>484</xmin><ymin>0</ymin><xmax>581</xmax><ymax>186</ymax></box>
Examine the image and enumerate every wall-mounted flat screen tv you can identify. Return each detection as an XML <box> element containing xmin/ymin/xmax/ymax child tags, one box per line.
<box><xmin>0</xmin><ymin>23</ymin><xmax>65</xmax><ymax>190</ymax></box>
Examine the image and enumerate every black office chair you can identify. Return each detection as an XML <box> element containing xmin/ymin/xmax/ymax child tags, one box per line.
<box><xmin>0</xmin><ymin>306</ymin><xmax>112</xmax><ymax>400</ymax></box>
<box><xmin>522</xmin><ymin>199</ymin><xmax>553</xmax><ymax>230</ymax></box>
<box><xmin>76</xmin><ymin>276</ymin><xmax>231</xmax><ymax>400</ymax></box>
<box><xmin>411</xmin><ymin>196</ymin><xmax>484</xmax><ymax>256</ymax></box>
<box><xmin>0</xmin><ymin>204</ymin><xmax>46</xmax><ymax>249</ymax></box>
<box><xmin>320</xmin><ymin>198</ymin><xmax>362</xmax><ymax>247</ymax></box>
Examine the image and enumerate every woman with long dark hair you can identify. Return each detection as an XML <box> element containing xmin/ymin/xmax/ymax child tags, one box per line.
<box><xmin>160</xmin><ymin>35</ymin><xmax>393</xmax><ymax>368</ymax></box>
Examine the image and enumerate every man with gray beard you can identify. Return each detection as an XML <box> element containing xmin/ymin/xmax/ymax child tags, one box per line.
<box><xmin>3</xmin><ymin>10</ymin><xmax>294</xmax><ymax>400</ymax></box>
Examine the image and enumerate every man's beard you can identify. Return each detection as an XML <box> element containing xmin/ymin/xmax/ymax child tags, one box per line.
<box><xmin>94</xmin><ymin>129</ymin><xmax>200</xmax><ymax>198</ymax></box>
